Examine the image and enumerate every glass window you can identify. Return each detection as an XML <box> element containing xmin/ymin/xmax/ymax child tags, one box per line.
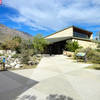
<box><xmin>73</xmin><ymin>32</ymin><xmax>89</xmax><ymax>39</ymax></box>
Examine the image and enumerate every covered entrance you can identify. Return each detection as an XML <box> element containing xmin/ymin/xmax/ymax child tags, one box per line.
<box><xmin>45</xmin><ymin>37</ymin><xmax>72</xmax><ymax>54</ymax></box>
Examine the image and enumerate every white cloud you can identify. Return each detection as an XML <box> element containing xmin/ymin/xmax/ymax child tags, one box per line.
<box><xmin>3</xmin><ymin>0</ymin><xmax>100</xmax><ymax>31</ymax></box>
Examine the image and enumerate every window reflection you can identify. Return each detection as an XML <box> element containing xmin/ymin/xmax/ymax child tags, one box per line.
<box><xmin>73</xmin><ymin>32</ymin><xmax>89</xmax><ymax>39</ymax></box>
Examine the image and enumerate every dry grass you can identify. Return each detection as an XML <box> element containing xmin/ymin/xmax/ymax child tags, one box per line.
<box><xmin>22</xmin><ymin>64</ymin><xmax>37</xmax><ymax>69</ymax></box>
<box><xmin>87</xmin><ymin>64</ymin><xmax>100</xmax><ymax>70</ymax></box>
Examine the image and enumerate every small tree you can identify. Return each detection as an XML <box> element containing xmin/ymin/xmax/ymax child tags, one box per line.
<box><xmin>65</xmin><ymin>40</ymin><xmax>81</xmax><ymax>52</ymax></box>
<box><xmin>33</xmin><ymin>34</ymin><xmax>48</xmax><ymax>54</ymax></box>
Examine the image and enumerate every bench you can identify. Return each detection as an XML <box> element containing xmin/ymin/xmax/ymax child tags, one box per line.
<box><xmin>76</xmin><ymin>52</ymin><xmax>87</xmax><ymax>63</ymax></box>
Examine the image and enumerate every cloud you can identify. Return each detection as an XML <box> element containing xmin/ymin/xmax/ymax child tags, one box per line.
<box><xmin>3</xmin><ymin>0</ymin><xmax>100</xmax><ymax>31</ymax></box>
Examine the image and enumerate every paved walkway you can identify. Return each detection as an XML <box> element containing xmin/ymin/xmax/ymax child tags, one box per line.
<box><xmin>0</xmin><ymin>55</ymin><xmax>100</xmax><ymax>100</ymax></box>
<box><xmin>28</xmin><ymin>55</ymin><xmax>91</xmax><ymax>81</ymax></box>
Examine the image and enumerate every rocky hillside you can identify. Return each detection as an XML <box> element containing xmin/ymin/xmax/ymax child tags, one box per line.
<box><xmin>0</xmin><ymin>24</ymin><xmax>32</xmax><ymax>42</ymax></box>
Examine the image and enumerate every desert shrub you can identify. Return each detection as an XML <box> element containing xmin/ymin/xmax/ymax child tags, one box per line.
<box><xmin>96</xmin><ymin>49</ymin><xmax>100</xmax><ymax>52</ymax></box>
<box><xmin>18</xmin><ymin>40</ymin><xmax>34</xmax><ymax>64</ymax></box>
<box><xmin>88</xmin><ymin>51</ymin><xmax>100</xmax><ymax>64</ymax></box>
<box><xmin>20</xmin><ymin>50</ymin><xmax>30</xmax><ymax>64</ymax></box>
<box><xmin>0</xmin><ymin>59</ymin><xmax>3</xmax><ymax>64</ymax></box>
<box><xmin>0</xmin><ymin>43</ymin><xmax>3</xmax><ymax>50</ymax></box>
<box><xmin>28</xmin><ymin>49</ymin><xmax>34</xmax><ymax>56</ymax></box>
<box><xmin>12</xmin><ymin>54</ymin><xmax>19</xmax><ymax>58</ymax></box>
<box><xmin>97</xmin><ymin>42</ymin><xmax>100</xmax><ymax>48</ymax></box>
<box><xmin>65</xmin><ymin>40</ymin><xmax>82</xmax><ymax>52</ymax></box>
<box><xmin>0</xmin><ymin>53</ymin><xmax>4</xmax><ymax>56</ymax></box>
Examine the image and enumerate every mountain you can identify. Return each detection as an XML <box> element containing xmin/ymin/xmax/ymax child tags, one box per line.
<box><xmin>0</xmin><ymin>24</ymin><xmax>32</xmax><ymax>42</ymax></box>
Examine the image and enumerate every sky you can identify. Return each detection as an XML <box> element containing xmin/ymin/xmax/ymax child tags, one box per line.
<box><xmin>0</xmin><ymin>0</ymin><xmax>100</xmax><ymax>37</ymax></box>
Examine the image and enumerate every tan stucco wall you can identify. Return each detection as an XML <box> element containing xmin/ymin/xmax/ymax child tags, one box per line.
<box><xmin>45</xmin><ymin>27</ymin><xmax>73</xmax><ymax>39</ymax></box>
<box><xmin>72</xmin><ymin>39</ymin><xmax>97</xmax><ymax>49</ymax></box>
<box><xmin>90</xmin><ymin>34</ymin><xmax>93</xmax><ymax>39</ymax></box>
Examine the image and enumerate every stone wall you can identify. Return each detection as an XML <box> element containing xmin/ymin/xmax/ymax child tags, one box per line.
<box><xmin>72</xmin><ymin>39</ymin><xmax>97</xmax><ymax>49</ymax></box>
<box><xmin>63</xmin><ymin>51</ymin><xmax>74</xmax><ymax>57</ymax></box>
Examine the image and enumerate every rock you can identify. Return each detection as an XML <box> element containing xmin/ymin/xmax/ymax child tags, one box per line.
<box><xmin>11</xmin><ymin>51</ymin><xmax>16</xmax><ymax>56</ymax></box>
<box><xmin>34</xmin><ymin>60</ymin><xmax>39</xmax><ymax>65</ymax></box>
<box><xmin>5</xmin><ymin>64</ymin><xmax>11</xmax><ymax>68</ymax></box>
<box><xmin>0</xmin><ymin>50</ymin><xmax>5</xmax><ymax>54</ymax></box>
<box><xmin>15</xmin><ymin>64</ymin><xmax>23</xmax><ymax>68</ymax></box>
<box><xmin>10</xmin><ymin>62</ymin><xmax>16</xmax><ymax>67</ymax></box>
<box><xmin>7</xmin><ymin>50</ymin><xmax>12</xmax><ymax>54</ymax></box>
<box><xmin>63</xmin><ymin>51</ymin><xmax>74</xmax><ymax>57</ymax></box>
<box><xmin>28</xmin><ymin>61</ymin><xmax>35</xmax><ymax>65</ymax></box>
<box><xmin>8</xmin><ymin>55</ymin><xmax>12</xmax><ymax>58</ymax></box>
<box><xmin>15</xmin><ymin>58</ymin><xmax>21</xmax><ymax>64</ymax></box>
<box><xmin>36</xmin><ymin>54</ymin><xmax>42</xmax><ymax>57</ymax></box>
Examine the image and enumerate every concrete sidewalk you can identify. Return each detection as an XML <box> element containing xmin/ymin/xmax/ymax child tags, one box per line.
<box><xmin>28</xmin><ymin>55</ymin><xmax>91</xmax><ymax>81</ymax></box>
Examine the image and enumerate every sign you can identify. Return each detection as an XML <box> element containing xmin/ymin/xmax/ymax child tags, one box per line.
<box><xmin>76</xmin><ymin>52</ymin><xmax>86</xmax><ymax>57</ymax></box>
<box><xmin>0</xmin><ymin>0</ymin><xmax>2</xmax><ymax>5</ymax></box>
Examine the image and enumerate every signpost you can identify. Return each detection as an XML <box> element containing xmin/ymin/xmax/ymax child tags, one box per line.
<box><xmin>76</xmin><ymin>52</ymin><xmax>87</xmax><ymax>63</ymax></box>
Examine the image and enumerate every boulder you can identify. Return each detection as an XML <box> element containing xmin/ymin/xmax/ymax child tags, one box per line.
<box><xmin>15</xmin><ymin>64</ymin><xmax>23</xmax><ymax>69</ymax></box>
<box><xmin>5</xmin><ymin>64</ymin><xmax>11</xmax><ymax>68</ymax></box>
<box><xmin>10</xmin><ymin>62</ymin><xmax>16</xmax><ymax>68</ymax></box>
<box><xmin>28</xmin><ymin>61</ymin><xmax>35</xmax><ymax>65</ymax></box>
<box><xmin>0</xmin><ymin>50</ymin><xmax>5</xmax><ymax>54</ymax></box>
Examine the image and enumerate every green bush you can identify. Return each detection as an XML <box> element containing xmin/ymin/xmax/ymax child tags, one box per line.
<box><xmin>33</xmin><ymin>34</ymin><xmax>48</xmax><ymax>54</ymax></box>
<box><xmin>65</xmin><ymin>40</ymin><xmax>82</xmax><ymax>52</ymax></box>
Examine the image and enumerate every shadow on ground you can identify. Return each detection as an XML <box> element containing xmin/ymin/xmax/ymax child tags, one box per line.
<box><xmin>0</xmin><ymin>70</ymin><xmax>38</xmax><ymax>100</ymax></box>
<box><xmin>19</xmin><ymin>94</ymin><xmax>74</xmax><ymax>100</ymax></box>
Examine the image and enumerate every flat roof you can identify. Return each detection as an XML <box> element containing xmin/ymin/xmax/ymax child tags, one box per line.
<box><xmin>45</xmin><ymin>26</ymin><xmax>93</xmax><ymax>38</ymax></box>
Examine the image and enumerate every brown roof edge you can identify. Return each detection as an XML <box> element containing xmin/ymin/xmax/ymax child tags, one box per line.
<box><xmin>44</xmin><ymin>25</ymin><xmax>93</xmax><ymax>38</ymax></box>
<box><xmin>73</xmin><ymin>26</ymin><xmax>93</xmax><ymax>34</ymax></box>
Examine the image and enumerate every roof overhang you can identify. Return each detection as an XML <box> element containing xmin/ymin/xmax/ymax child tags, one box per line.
<box><xmin>46</xmin><ymin>36</ymin><xmax>93</xmax><ymax>44</ymax></box>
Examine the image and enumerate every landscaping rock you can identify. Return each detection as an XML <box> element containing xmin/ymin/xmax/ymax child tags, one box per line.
<box><xmin>15</xmin><ymin>64</ymin><xmax>23</xmax><ymax>69</ymax></box>
<box><xmin>28</xmin><ymin>61</ymin><xmax>35</xmax><ymax>65</ymax></box>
